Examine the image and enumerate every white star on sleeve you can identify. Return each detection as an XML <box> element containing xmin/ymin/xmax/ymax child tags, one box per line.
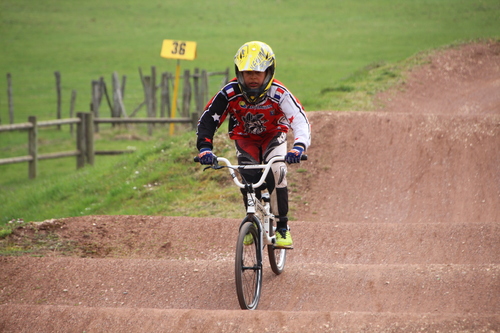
<box><xmin>212</xmin><ymin>114</ymin><xmax>221</xmax><ymax>122</ymax></box>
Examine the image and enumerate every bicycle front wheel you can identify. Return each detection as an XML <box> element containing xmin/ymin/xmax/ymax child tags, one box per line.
<box><xmin>235</xmin><ymin>221</ymin><xmax>262</xmax><ymax>310</ymax></box>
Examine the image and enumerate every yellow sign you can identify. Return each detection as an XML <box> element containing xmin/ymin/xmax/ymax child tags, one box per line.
<box><xmin>160</xmin><ymin>39</ymin><xmax>197</xmax><ymax>60</ymax></box>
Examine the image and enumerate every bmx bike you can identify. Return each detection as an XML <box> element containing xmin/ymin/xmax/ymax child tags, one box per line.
<box><xmin>195</xmin><ymin>154</ymin><xmax>306</xmax><ymax>310</ymax></box>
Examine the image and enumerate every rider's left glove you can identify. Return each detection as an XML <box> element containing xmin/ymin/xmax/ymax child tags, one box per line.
<box><xmin>198</xmin><ymin>148</ymin><xmax>216</xmax><ymax>165</ymax></box>
<box><xmin>285</xmin><ymin>145</ymin><xmax>304</xmax><ymax>164</ymax></box>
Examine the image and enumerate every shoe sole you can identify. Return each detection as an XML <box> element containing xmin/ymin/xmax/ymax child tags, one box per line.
<box><xmin>273</xmin><ymin>244</ymin><xmax>293</xmax><ymax>249</ymax></box>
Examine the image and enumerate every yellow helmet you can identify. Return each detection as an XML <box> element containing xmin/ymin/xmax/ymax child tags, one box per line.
<box><xmin>234</xmin><ymin>41</ymin><xmax>276</xmax><ymax>104</ymax></box>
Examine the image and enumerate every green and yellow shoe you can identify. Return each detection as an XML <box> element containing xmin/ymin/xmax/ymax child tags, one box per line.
<box><xmin>244</xmin><ymin>233</ymin><xmax>254</xmax><ymax>246</ymax></box>
<box><xmin>275</xmin><ymin>228</ymin><xmax>293</xmax><ymax>249</ymax></box>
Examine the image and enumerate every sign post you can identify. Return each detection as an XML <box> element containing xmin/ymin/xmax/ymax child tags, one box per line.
<box><xmin>160</xmin><ymin>39</ymin><xmax>197</xmax><ymax>135</ymax></box>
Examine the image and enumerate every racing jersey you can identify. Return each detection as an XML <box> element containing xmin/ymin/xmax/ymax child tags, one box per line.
<box><xmin>196</xmin><ymin>78</ymin><xmax>311</xmax><ymax>151</ymax></box>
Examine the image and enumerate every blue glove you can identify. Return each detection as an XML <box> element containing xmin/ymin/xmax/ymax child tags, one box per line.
<box><xmin>198</xmin><ymin>148</ymin><xmax>216</xmax><ymax>165</ymax></box>
<box><xmin>285</xmin><ymin>145</ymin><xmax>304</xmax><ymax>164</ymax></box>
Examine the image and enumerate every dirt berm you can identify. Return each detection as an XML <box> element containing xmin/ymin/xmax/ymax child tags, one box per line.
<box><xmin>1</xmin><ymin>41</ymin><xmax>499</xmax><ymax>332</ymax></box>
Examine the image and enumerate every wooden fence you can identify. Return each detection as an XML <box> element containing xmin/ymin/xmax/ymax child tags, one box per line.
<box><xmin>3</xmin><ymin>67</ymin><xmax>229</xmax><ymax>126</ymax></box>
<box><xmin>0</xmin><ymin>112</ymin><xmax>197</xmax><ymax>179</ymax></box>
<box><xmin>89</xmin><ymin>67</ymin><xmax>228</xmax><ymax>134</ymax></box>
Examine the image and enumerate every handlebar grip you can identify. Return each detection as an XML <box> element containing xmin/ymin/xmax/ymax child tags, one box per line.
<box><xmin>301</xmin><ymin>154</ymin><xmax>308</xmax><ymax>161</ymax></box>
<box><xmin>194</xmin><ymin>156</ymin><xmax>200</xmax><ymax>163</ymax></box>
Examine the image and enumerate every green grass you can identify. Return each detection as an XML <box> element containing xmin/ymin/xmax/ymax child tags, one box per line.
<box><xmin>1</xmin><ymin>0</ymin><xmax>498</xmax><ymax>120</ymax></box>
<box><xmin>0</xmin><ymin>127</ymin><xmax>241</xmax><ymax>228</ymax></box>
<box><xmin>0</xmin><ymin>0</ymin><xmax>498</xmax><ymax>234</ymax></box>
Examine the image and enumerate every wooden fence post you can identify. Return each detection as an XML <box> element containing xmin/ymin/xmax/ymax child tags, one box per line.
<box><xmin>161</xmin><ymin>72</ymin><xmax>171</xmax><ymax>118</ymax></box>
<box><xmin>112</xmin><ymin>72</ymin><xmax>127</xmax><ymax>118</ymax></box>
<box><xmin>142</xmin><ymin>75</ymin><xmax>153</xmax><ymax>135</ymax></box>
<box><xmin>85</xmin><ymin>112</ymin><xmax>95</xmax><ymax>166</ymax></box>
<box><xmin>151</xmin><ymin>66</ymin><xmax>157</xmax><ymax>118</ymax></box>
<box><xmin>76</xmin><ymin>112</ymin><xmax>86</xmax><ymax>169</ymax></box>
<box><xmin>7</xmin><ymin>73</ymin><xmax>14</xmax><ymax>124</ymax></box>
<box><xmin>143</xmin><ymin>77</ymin><xmax>153</xmax><ymax>116</ymax></box>
<box><xmin>140</xmin><ymin>67</ymin><xmax>158</xmax><ymax>135</ymax></box>
<box><xmin>69</xmin><ymin>90</ymin><xmax>77</xmax><ymax>134</ymax></box>
<box><xmin>182</xmin><ymin>69</ymin><xmax>191</xmax><ymax>117</ymax></box>
<box><xmin>121</xmin><ymin>75</ymin><xmax>127</xmax><ymax>100</ymax></box>
<box><xmin>91</xmin><ymin>80</ymin><xmax>101</xmax><ymax>132</ymax></box>
<box><xmin>116</xmin><ymin>88</ymin><xmax>128</xmax><ymax>119</ymax></box>
<box><xmin>28</xmin><ymin>116</ymin><xmax>38</xmax><ymax>179</ymax></box>
<box><xmin>112</xmin><ymin>74</ymin><xmax>119</xmax><ymax>118</ymax></box>
<box><xmin>55</xmin><ymin>71</ymin><xmax>62</xmax><ymax>130</ymax></box>
<box><xmin>100</xmin><ymin>79</ymin><xmax>113</xmax><ymax>117</ymax></box>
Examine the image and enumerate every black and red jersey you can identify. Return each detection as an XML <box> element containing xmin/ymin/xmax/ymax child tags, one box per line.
<box><xmin>196</xmin><ymin>78</ymin><xmax>311</xmax><ymax>151</ymax></box>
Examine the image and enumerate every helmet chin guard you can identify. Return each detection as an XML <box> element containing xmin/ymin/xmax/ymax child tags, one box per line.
<box><xmin>234</xmin><ymin>41</ymin><xmax>276</xmax><ymax>104</ymax></box>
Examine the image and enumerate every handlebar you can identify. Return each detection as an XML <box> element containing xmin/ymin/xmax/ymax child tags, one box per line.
<box><xmin>194</xmin><ymin>154</ymin><xmax>307</xmax><ymax>189</ymax></box>
<box><xmin>193</xmin><ymin>154</ymin><xmax>307</xmax><ymax>163</ymax></box>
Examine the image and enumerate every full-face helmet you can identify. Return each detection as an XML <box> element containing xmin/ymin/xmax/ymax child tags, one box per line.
<box><xmin>234</xmin><ymin>41</ymin><xmax>276</xmax><ymax>104</ymax></box>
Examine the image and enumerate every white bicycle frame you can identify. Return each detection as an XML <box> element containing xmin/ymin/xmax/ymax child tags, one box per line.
<box><xmin>215</xmin><ymin>156</ymin><xmax>285</xmax><ymax>247</ymax></box>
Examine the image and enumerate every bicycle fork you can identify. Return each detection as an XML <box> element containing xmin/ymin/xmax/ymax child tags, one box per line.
<box><xmin>260</xmin><ymin>193</ymin><xmax>277</xmax><ymax>246</ymax></box>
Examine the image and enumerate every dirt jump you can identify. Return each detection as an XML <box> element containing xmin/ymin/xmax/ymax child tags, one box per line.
<box><xmin>1</xmin><ymin>41</ymin><xmax>499</xmax><ymax>332</ymax></box>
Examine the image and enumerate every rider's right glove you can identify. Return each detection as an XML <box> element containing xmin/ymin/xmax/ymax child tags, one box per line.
<box><xmin>198</xmin><ymin>148</ymin><xmax>216</xmax><ymax>165</ymax></box>
<box><xmin>285</xmin><ymin>145</ymin><xmax>304</xmax><ymax>164</ymax></box>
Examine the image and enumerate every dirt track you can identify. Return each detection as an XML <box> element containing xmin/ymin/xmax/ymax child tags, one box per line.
<box><xmin>1</xmin><ymin>41</ymin><xmax>499</xmax><ymax>332</ymax></box>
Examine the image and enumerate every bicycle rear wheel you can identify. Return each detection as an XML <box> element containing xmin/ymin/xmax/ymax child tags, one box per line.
<box><xmin>235</xmin><ymin>221</ymin><xmax>262</xmax><ymax>310</ymax></box>
<box><xmin>268</xmin><ymin>227</ymin><xmax>287</xmax><ymax>275</ymax></box>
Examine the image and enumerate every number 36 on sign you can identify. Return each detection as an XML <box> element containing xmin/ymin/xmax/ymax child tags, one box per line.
<box><xmin>160</xmin><ymin>39</ymin><xmax>197</xmax><ymax>60</ymax></box>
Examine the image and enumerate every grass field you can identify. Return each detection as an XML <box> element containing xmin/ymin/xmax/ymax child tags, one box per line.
<box><xmin>0</xmin><ymin>0</ymin><xmax>498</xmax><ymax>232</ymax></box>
<box><xmin>1</xmin><ymin>0</ymin><xmax>498</xmax><ymax>118</ymax></box>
